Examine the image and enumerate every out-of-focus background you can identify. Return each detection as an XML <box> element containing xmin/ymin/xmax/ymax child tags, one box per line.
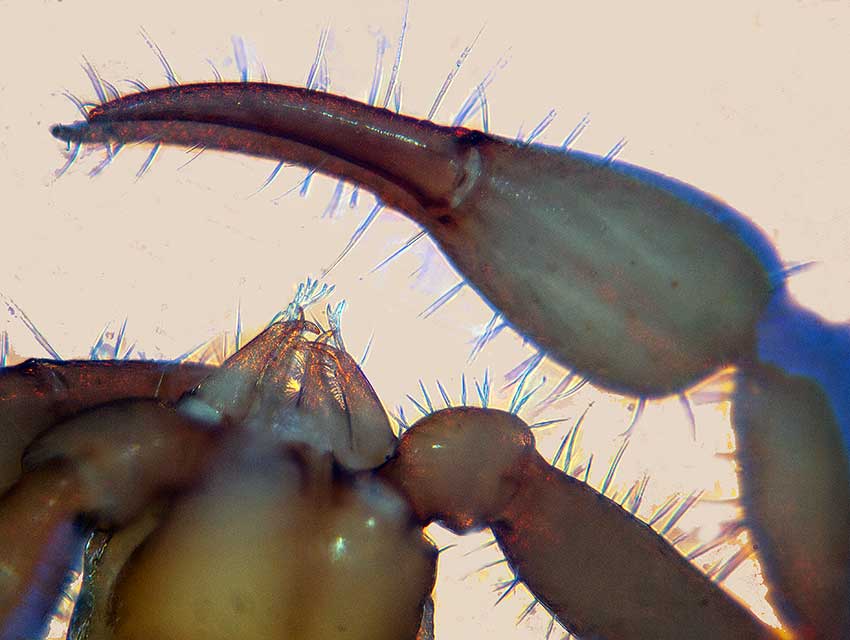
<box><xmin>1</xmin><ymin>1</ymin><xmax>848</xmax><ymax>637</ymax></box>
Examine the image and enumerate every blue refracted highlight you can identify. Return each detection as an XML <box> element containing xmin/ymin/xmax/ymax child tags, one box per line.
<box><xmin>755</xmin><ymin>290</ymin><xmax>850</xmax><ymax>455</ymax></box>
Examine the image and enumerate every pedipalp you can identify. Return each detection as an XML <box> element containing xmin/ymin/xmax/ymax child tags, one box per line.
<box><xmin>43</xmin><ymin>25</ymin><xmax>850</xmax><ymax>637</ymax></box>
<box><xmin>49</xmin><ymin>80</ymin><xmax>780</xmax><ymax>397</ymax></box>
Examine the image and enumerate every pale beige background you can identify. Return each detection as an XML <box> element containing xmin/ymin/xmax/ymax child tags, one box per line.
<box><xmin>1</xmin><ymin>1</ymin><xmax>849</xmax><ymax>638</ymax></box>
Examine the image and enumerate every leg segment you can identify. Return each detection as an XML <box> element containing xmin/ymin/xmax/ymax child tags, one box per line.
<box><xmin>0</xmin><ymin>462</ymin><xmax>87</xmax><ymax>640</ymax></box>
<box><xmin>732</xmin><ymin>295</ymin><xmax>850</xmax><ymax>638</ymax></box>
<box><xmin>0</xmin><ymin>398</ymin><xmax>216</xmax><ymax>640</ymax></box>
<box><xmin>380</xmin><ymin>407</ymin><xmax>781</xmax><ymax>639</ymax></box>
<box><xmin>0</xmin><ymin>359</ymin><xmax>212</xmax><ymax>494</ymax></box>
